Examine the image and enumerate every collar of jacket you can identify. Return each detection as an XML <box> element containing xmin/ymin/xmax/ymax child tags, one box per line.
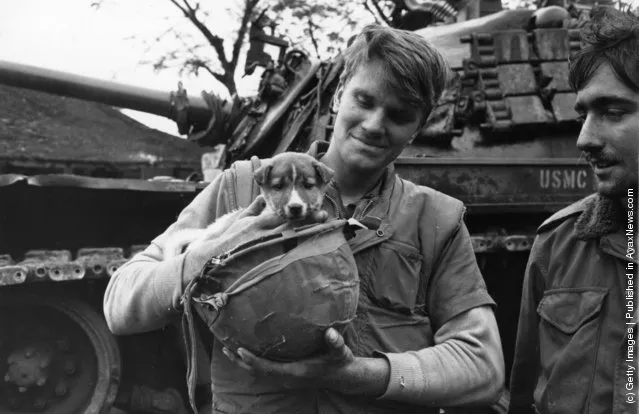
<box><xmin>574</xmin><ymin>194</ymin><xmax>624</xmax><ymax>240</ymax></box>
<box><xmin>306</xmin><ymin>141</ymin><xmax>396</xmax><ymax>215</ymax></box>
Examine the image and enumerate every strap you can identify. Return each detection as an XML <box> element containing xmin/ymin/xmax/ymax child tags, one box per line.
<box><xmin>231</xmin><ymin>156</ymin><xmax>262</xmax><ymax>210</ymax></box>
<box><xmin>181</xmin><ymin>263</ymin><xmax>226</xmax><ymax>414</ymax></box>
<box><xmin>217</xmin><ymin>218</ymin><xmax>351</xmax><ymax>263</ymax></box>
<box><xmin>181</xmin><ymin>274</ymin><xmax>203</xmax><ymax>414</ymax></box>
<box><xmin>182</xmin><ymin>157</ymin><xmax>261</xmax><ymax>413</ymax></box>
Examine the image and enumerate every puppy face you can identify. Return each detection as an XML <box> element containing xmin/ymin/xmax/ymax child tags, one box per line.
<box><xmin>253</xmin><ymin>153</ymin><xmax>334</xmax><ymax>220</ymax></box>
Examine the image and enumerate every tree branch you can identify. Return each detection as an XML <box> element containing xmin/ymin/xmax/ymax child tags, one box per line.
<box><xmin>183</xmin><ymin>53</ymin><xmax>230</xmax><ymax>88</ymax></box>
<box><xmin>361</xmin><ymin>0</ymin><xmax>382</xmax><ymax>23</ymax></box>
<box><xmin>306</xmin><ymin>17</ymin><xmax>321</xmax><ymax>59</ymax></box>
<box><xmin>186</xmin><ymin>59</ymin><xmax>227</xmax><ymax>85</ymax></box>
<box><xmin>168</xmin><ymin>0</ymin><xmax>188</xmax><ymax>16</ymax></box>
<box><xmin>370</xmin><ymin>0</ymin><xmax>393</xmax><ymax>26</ymax></box>
<box><xmin>230</xmin><ymin>0</ymin><xmax>261</xmax><ymax>71</ymax></box>
<box><xmin>168</xmin><ymin>0</ymin><xmax>230</xmax><ymax>70</ymax></box>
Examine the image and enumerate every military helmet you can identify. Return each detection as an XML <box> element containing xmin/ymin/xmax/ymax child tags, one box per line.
<box><xmin>183</xmin><ymin>218</ymin><xmax>361</xmax><ymax>361</ymax></box>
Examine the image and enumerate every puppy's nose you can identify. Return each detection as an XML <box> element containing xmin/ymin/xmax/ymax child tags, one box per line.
<box><xmin>287</xmin><ymin>204</ymin><xmax>303</xmax><ymax>218</ymax></box>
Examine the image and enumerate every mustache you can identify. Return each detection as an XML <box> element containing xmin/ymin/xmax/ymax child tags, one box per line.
<box><xmin>581</xmin><ymin>150</ymin><xmax>617</xmax><ymax>164</ymax></box>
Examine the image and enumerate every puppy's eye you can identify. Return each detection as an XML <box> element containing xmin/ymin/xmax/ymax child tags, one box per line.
<box><xmin>303</xmin><ymin>182</ymin><xmax>315</xmax><ymax>189</ymax></box>
<box><xmin>271</xmin><ymin>182</ymin><xmax>284</xmax><ymax>190</ymax></box>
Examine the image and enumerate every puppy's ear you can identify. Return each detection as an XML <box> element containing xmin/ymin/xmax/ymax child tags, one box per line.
<box><xmin>313</xmin><ymin>161</ymin><xmax>334</xmax><ymax>185</ymax></box>
<box><xmin>253</xmin><ymin>164</ymin><xmax>272</xmax><ymax>187</ymax></box>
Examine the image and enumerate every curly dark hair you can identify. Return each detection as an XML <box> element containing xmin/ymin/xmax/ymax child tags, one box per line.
<box><xmin>569</xmin><ymin>6</ymin><xmax>639</xmax><ymax>92</ymax></box>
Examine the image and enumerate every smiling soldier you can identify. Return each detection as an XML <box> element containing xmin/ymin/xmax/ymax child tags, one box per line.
<box><xmin>508</xmin><ymin>7</ymin><xmax>639</xmax><ymax>414</ymax></box>
<box><xmin>105</xmin><ymin>24</ymin><xmax>505</xmax><ymax>414</ymax></box>
<box><xmin>218</xmin><ymin>25</ymin><xmax>506</xmax><ymax>414</ymax></box>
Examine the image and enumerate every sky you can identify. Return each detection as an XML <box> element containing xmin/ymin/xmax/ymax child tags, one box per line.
<box><xmin>0</xmin><ymin>0</ymin><xmax>265</xmax><ymax>136</ymax></box>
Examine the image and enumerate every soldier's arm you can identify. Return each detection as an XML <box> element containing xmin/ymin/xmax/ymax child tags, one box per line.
<box><xmin>376</xmin><ymin>221</ymin><xmax>504</xmax><ymax>406</ymax></box>
<box><xmin>103</xmin><ymin>172</ymin><xmax>230</xmax><ymax>335</ymax></box>
<box><xmin>376</xmin><ymin>306</ymin><xmax>503</xmax><ymax>406</ymax></box>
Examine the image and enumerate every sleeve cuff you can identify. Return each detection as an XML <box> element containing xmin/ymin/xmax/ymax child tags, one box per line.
<box><xmin>374</xmin><ymin>351</ymin><xmax>425</xmax><ymax>401</ymax></box>
<box><xmin>151</xmin><ymin>253</ymin><xmax>188</xmax><ymax>312</ymax></box>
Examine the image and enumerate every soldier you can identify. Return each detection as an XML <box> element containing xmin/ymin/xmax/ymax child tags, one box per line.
<box><xmin>104</xmin><ymin>24</ymin><xmax>505</xmax><ymax>413</ymax></box>
<box><xmin>508</xmin><ymin>7</ymin><xmax>639</xmax><ymax>414</ymax></box>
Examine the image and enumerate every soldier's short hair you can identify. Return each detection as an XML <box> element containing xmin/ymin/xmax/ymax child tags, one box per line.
<box><xmin>569</xmin><ymin>7</ymin><xmax>639</xmax><ymax>92</ymax></box>
<box><xmin>339</xmin><ymin>24</ymin><xmax>450</xmax><ymax>116</ymax></box>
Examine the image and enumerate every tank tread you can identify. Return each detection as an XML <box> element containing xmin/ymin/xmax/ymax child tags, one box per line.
<box><xmin>0</xmin><ymin>246</ymin><xmax>149</xmax><ymax>286</ymax></box>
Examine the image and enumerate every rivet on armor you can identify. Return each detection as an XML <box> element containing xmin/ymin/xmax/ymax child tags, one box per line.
<box><xmin>55</xmin><ymin>381</ymin><xmax>68</xmax><ymax>397</ymax></box>
<box><xmin>64</xmin><ymin>360</ymin><xmax>76</xmax><ymax>375</ymax></box>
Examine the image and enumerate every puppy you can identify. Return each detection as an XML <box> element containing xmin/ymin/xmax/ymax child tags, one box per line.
<box><xmin>163</xmin><ymin>152</ymin><xmax>334</xmax><ymax>260</ymax></box>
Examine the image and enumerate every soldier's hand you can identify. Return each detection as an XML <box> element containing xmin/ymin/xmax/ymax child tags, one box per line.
<box><xmin>222</xmin><ymin>328</ymin><xmax>355</xmax><ymax>389</ymax></box>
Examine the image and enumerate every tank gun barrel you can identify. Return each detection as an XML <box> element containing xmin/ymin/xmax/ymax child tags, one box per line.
<box><xmin>0</xmin><ymin>59</ymin><xmax>211</xmax><ymax>128</ymax></box>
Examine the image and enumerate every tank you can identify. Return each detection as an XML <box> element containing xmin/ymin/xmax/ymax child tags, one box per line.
<box><xmin>0</xmin><ymin>7</ymin><xmax>592</xmax><ymax>413</ymax></box>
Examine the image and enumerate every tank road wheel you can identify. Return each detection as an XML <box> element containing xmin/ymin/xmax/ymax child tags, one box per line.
<box><xmin>0</xmin><ymin>295</ymin><xmax>121</xmax><ymax>414</ymax></box>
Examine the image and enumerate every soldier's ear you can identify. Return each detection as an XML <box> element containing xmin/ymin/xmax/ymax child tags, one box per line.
<box><xmin>253</xmin><ymin>164</ymin><xmax>272</xmax><ymax>187</ymax></box>
<box><xmin>332</xmin><ymin>85</ymin><xmax>344</xmax><ymax>112</ymax></box>
<box><xmin>313</xmin><ymin>160</ymin><xmax>334</xmax><ymax>185</ymax></box>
